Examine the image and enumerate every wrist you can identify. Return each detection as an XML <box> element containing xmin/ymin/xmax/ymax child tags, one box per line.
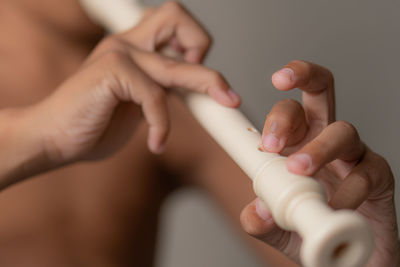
<box><xmin>0</xmin><ymin>106</ymin><xmax>54</xmax><ymax>189</ymax></box>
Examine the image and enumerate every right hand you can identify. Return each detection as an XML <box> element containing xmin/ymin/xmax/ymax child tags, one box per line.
<box><xmin>240</xmin><ymin>60</ymin><xmax>399</xmax><ymax>267</ymax></box>
<box><xmin>25</xmin><ymin>2</ymin><xmax>240</xmax><ymax>166</ymax></box>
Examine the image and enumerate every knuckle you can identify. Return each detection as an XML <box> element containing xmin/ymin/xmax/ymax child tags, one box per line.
<box><xmin>98</xmin><ymin>36</ymin><xmax>124</xmax><ymax>51</ymax></box>
<box><xmin>378</xmin><ymin>155</ymin><xmax>391</xmax><ymax>172</ymax></box>
<box><xmin>325</xmin><ymin>68</ymin><xmax>335</xmax><ymax>84</ymax></box>
<box><xmin>159</xmin><ymin>57</ymin><xmax>180</xmax><ymax>87</ymax></box>
<box><xmin>335</xmin><ymin>120</ymin><xmax>359</xmax><ymax>140</ymax></box>
<box><xmin>287</xmin><ymin>60</ymin><xmax>312</xmax><ymax>84</ymax></box>
<box><xmin>354</xmin><ymin>170</ymin><xmax>372</xmax><ymax>193</ymax></box>
<box><xmin>100</xmin><ymin>50</ymin><xmax>127</xmax><ymax>66</ymax></box>
<box><xmin>143</xmin><ymin>7</ymin><xmax>156</xmax><ymax>17</ymax></box>
<box><xmin>288</xmin><ymin>60</ymin><xmax>334</xmax><ymax>89</ymax></box>
<box><xmin>161</xmin><ymin>56</ymin><xmax>180</xmax><ymax>70</ymax></box>
<box><xmin>268</xmin><ymin>113</ymin><xmax>292</xmax><ymax>129</ymax></box>
<box><xmin>162</xmin><ymin>1</ymin><xmax>184</xmax><ymax>14</ymax></box>
<box><xmin>281</xmin><ymin>99</ymin><xmax>303</xmax><ymax>112</ymax></box>
<box><xmin>373</xmin><ymin>152</ymin><xmax>394</xmax><ymax>185</ymax></box>
<box><xmin>209</xmin><ymin>71</ymin><xmax>226</xmax><ymax>87</ymax></box>
<box><xmin>198</xmin><ymin>34</ymin><xmax>213</xmax><ymax>51</ymax></box>
<box><xmin>147</xmin><ymin>89</ymin><xmax>167</xmax><ymax>106</ymax></box>
<box><xmin>268</xmin><ymin>100</ymin><xmax>302</xmax><ymax>129</ymax></box>
<box><xmin>289</xmin><ymin>60</ymin><xmax>310</xmax><ymax>72</ymax></box>
<box><xmin>204</xmin><ymin>35</ymin><xmax>212</xmax><ymax>47</ymax></box>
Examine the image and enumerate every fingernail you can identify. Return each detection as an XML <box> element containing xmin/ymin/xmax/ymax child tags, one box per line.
<box><xmin>227</xmin><ymin>89</ymin><xmax>241</xmax><ymax>103</ymax></box>
<box><xmin>276</xmin><ymin>68</ymin><xmax>295</xmax><ymax>82</ymax></box>
<box><xmin>288</xmin><ymin>153</ymin><xmax>312</xmax><ymax>172</ymax></box>
<box><xmin>263</xmin><ymin>134</ymin><xmax>282</xmax><ymax>152</ymax></box>
<box><xmin>255</xmin><ymin>198</ymin><xmax>272</xmax><ymax>221</ymax></box>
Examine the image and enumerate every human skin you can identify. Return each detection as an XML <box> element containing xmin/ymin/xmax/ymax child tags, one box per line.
<box><xmin>1</xmin><ymin>2</ymin><xmax>243</xmax><ymax>186</ymax></box>
<box><xmin>0</xmin><ymin>1</ymin><xmax>296</xmax><ymax>266</ymax></box>
<box><xmin>240</xmin><ymin>60</ymin><xmax>400</xmax><ymax>267</ymax></box>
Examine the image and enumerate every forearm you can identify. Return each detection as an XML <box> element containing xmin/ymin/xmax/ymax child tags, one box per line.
<box><xmin>0</xmin><ymin>107</ymin><xmax>52</xmax><ymax>190</ymax></box>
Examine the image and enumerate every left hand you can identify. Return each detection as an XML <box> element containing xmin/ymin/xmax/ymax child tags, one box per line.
<box><xmin>0</xmin><ymin>1</ymin><xmax>241</xmax><ymax>189</ymax></box>
<box><xmin>24</xmin><ymin>1</ymin><xmax>238</xmax><ymax>166</ymax></box>
<box><xmin>239</xmin><ymin>60</ymin><xmax>399</xmax><ymax>267</ymax></box>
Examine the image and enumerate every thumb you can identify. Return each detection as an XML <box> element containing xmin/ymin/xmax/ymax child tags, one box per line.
<box><xmin>240</xmin><ymin>198</ymin><xmax>300</xmax><ymax>260</ymax></box>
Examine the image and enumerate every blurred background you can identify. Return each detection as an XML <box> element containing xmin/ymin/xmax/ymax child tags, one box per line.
<box><xmin>138</xmin><ymin>0</ymin><xmax>400</xmax><ymax>266</ymax></box>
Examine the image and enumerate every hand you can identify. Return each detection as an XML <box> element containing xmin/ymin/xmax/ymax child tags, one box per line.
<box><xmin>127</xmin><ymin>1</ymin><xmax>211</xmax><ymax>63</ymax></box>
<box><xmin>240</xmin><ymin>60</ymin><xmax>399</xmax><ymax>266</ymax></box>
<box><xmin>24</xmin><ymin>2</ymin><xmax>240</xmax><ymax>167</ymax></box>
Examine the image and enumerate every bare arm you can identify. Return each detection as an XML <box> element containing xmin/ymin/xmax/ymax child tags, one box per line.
<box><xmin>0</xmin><ymin>108</ymin><xmax>51</xmax><ymax>189</ymax></box>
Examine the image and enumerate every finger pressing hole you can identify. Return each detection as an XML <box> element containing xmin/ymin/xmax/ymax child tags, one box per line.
<box><xmin>287</xmin><ymin>121</ymin><xmax>364</xmax><ymax>176</ymax></box>
<box><xmin>131</xmin><ymin>49</ymin><xmax>240</xmax><ymax>107</ymax></box>
<box><xmin>199</xmin><ymin>71</ymin><xmax>240</xmax><ymax>106</ymax></box>
<box><xmin>262</xmin><ymin>99</ymin><xmax>307</xmax><ymax>153</ymax></box>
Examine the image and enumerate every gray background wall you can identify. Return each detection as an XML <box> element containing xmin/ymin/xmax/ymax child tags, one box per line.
<box><xmin>141</xmin><ymin>0</ymin><xmax>400</xmax><ymax>266</ymax></box>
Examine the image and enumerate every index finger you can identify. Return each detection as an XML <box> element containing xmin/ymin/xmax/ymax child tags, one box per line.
<box><xmin>130</xmin><ymin>48</ymin><xmax>241</xmax><ymax>107</ymax></box>
<box><xmin>271</xmin><ymin>60</ymin><xmax>335</xmax><ymax>125</ymax></box>
<box><xmin>123</xmin><ymin>1</ymin><xmax>211</xmax><ymax>63</ymax></box>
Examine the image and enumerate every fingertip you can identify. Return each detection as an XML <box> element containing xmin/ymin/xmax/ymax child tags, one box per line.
<box><xmin>147</xmin><ymin>127</ymin><xmax>167</xmax><ymax>154</ymax></box>
<box><xmin>287</xmin><ymin>153</ymin><xmax>312</xmax><ymax>175</ymax></box>
<box><xmin>211</xmin><ymin>88</ymin><xmax>241</xmax><ymax>107</ymax></box>
<box><xmin>148</xmin><ymin>142</ymin><xmax>166</xmax><ymax>154</ymax></box>
<box><xmin>262</xmin><ymin>134</ymin><xmax>285</xmax><ymax>153</ymax></box>
<box><xmin>255</xmin><ymin>198</ymin><xmax>273</xmax><ymax>221</ymax></box>
<box><xmin>240</xmin><ymin>198</ymin><xmax>275</xmax><ymax>237</ymax></box>
<box><xmin>227</xmin><ymin>89</ymin><xmax>242</xmax><ymax>106</ymax></box>
<box><xmin>271</xmin><ymin>68</ymin><xmax>295</xmax><ymax>91</ymax></box>
<box><xmin>148</xmin><ymin>139</ymin><xmax>166</xmax><ymax>154</ymax></box>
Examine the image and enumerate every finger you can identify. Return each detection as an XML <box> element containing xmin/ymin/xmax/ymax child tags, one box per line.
<box><xmin>240</xmin><ymin>198</ymin><xmax>277</xmax><ymax>240</ymax></box>
<box><xmin>262</xmin><ymin>99</ymin><xmax>308</xmax><ymax>153</ymax></box>
<box><xmin>123</xmin><ymin>1</ymin><xmax>211</xmax><ymax>63</ymax></box>
<box><xmin>130</xmin><ymin>49</ymin><xmax>241</xmax><ymax>107</ymax></box>
<box><xmin>142</xmin><ymin>7</ymin><xmax>156</xmax><ymax>19</ymax></box>
<box><xmin>98</xmin><ymin>51</ymin><xmax>170</xmax><ymax>154</ymax></box>
<box><xmin>160</xmin><ymin>1</ymin><xmax>211</xmax><ymax>63</ymax></box>
<box><xmin>330</xmin><ymin>149</ymin><xmax>393</xmax><ymax>210</ymax></box>
<box><xmin>287</xmin><ymin>121</ymin><xmax>365</xmax><ymax>176</ymax></box>
<box><xmin>240</xmin><ymin>198</ymin><xmax>298</xmax><ymax>257</ymax></box>
<box><xmin>271</xmin><ymin>60</ymin><xmax>335</xmax><ymax>124</ymax></box>
<box><xmin>141</xmin><ymin>89</ymin><xmax>169</xmax><ymax>154</ymax></box>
